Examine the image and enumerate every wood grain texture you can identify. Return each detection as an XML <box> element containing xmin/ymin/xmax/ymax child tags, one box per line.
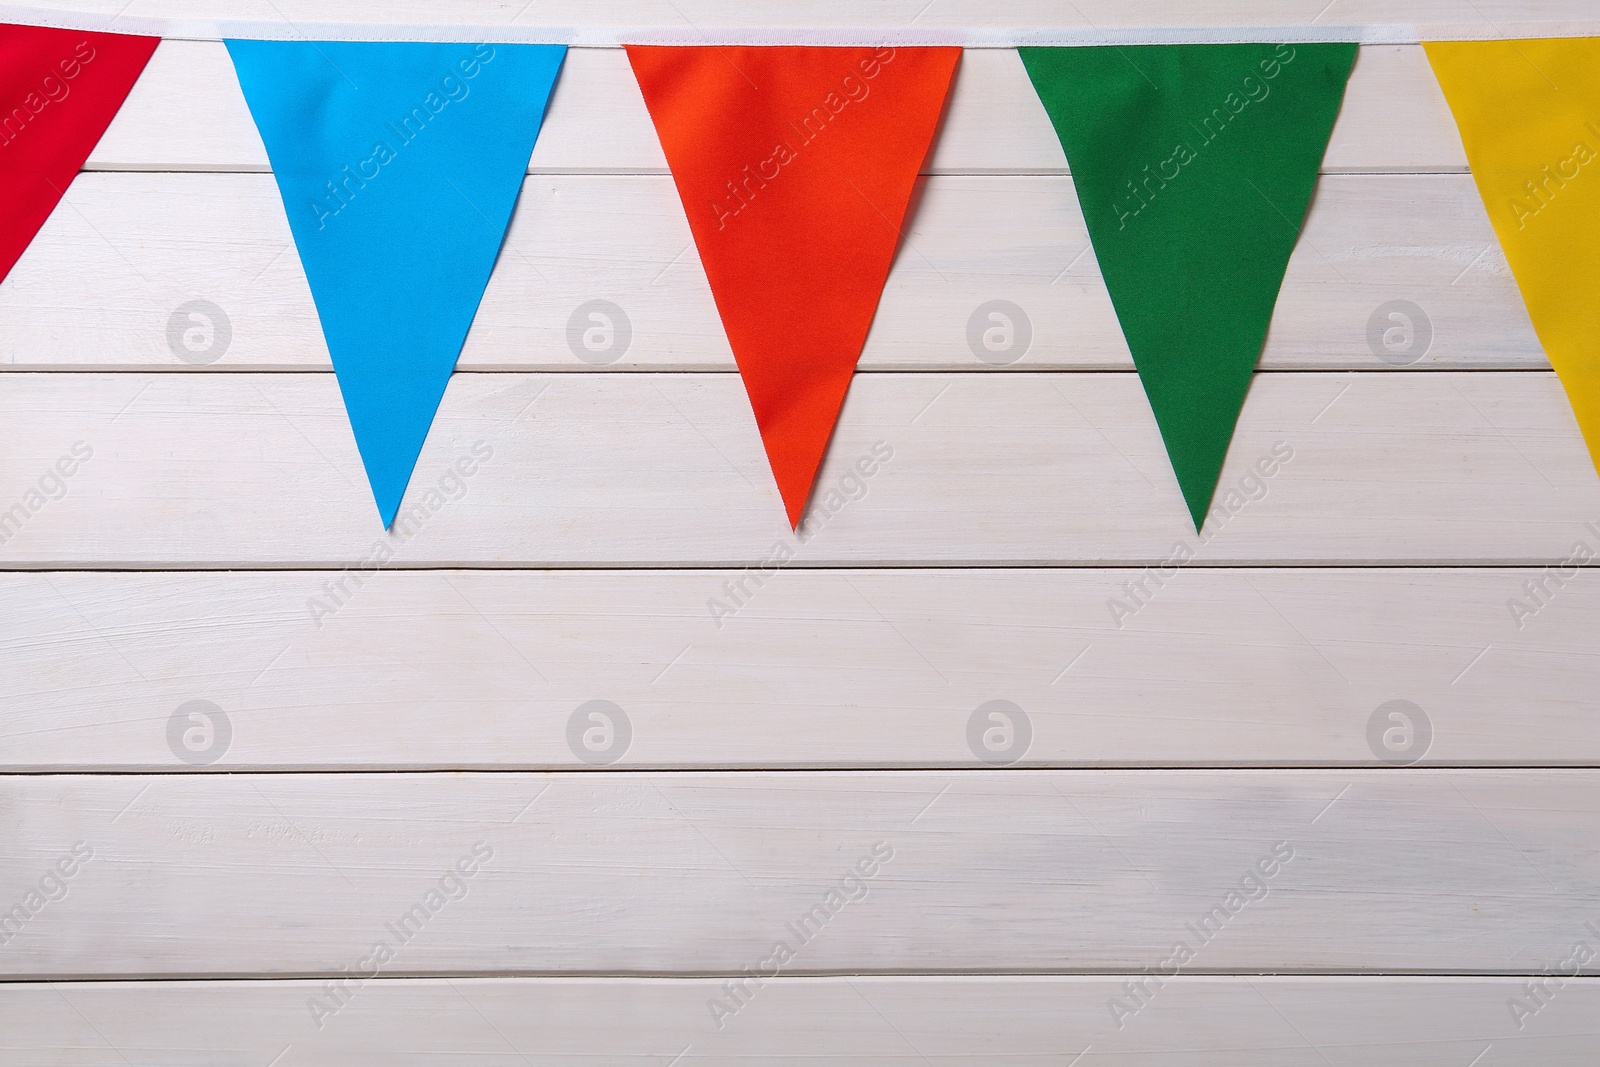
<box><xmin>0</xmin><ymin>371</ymin><xmax>1595</xmax><ymax>566</ymax></box>
<box><xmin>2</xmin><ymin>976</ymin><xmax>1596</xmax><ymax>1066</ymax></box>
<box><xmin>3</xmin><ymin>771</ymin><xmax>1597</xmax><ymax>978</ymax></box>
<box><xmin>1</xmin><ymin>2</ymin><xmax>1593</xmax><ymax>1057</ymax></box>
<box><xmin>4</xmin><ymin>568</ymin><xmax>1598</xmax><ymax>771</ymax></box>
<box><xmin>84</xmin><ymin>43</ymin><xmax>1470</xmax><ymax>176</ymax></box>
<box><xmin>0</xmin><ymin>172</ymin><xmax>1534</xmax><ymax>372</ymax></box>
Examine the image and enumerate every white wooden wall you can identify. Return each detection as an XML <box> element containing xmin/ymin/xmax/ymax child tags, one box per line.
<box><xmin>3</xmin><ymin>2</ymin><xmax>1599</xmax><ymax>1064</ymax></box>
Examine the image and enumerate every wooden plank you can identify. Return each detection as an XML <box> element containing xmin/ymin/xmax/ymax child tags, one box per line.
<box><xmin>0</xmin><ymin>371</ymin><xmax>1595</xmax><ymax>567</ymax></box>
<box><xmin>0</xmin><ymin>173</ymin><xmax>1536</xmax><ymax>371</ymax></box>
<box><xmin>2</xmin><ymin>976</ymin><xmax>1596</xmax><ymax>1065</ymax></box>
<box><xmin>85</xmin><ymin>43</ymin><xmax>1469</xmax><ymax>176</ymax></box>
<box><xmin>86</xmin><ymin>38</ymin><xmax>271</xmax><ymax>175</ymax></box>
<box><xmin>1324</xmin><ymin>44</ymin><xmax>1467</xmax><ymax>174</ymax></box>
<box><xmin>1</xmin><ymin>770</ymin><xmax>1595</xmax><ymax>976</ymax></box>
<box><xmin>5</xmin><ymin>568</ymin><xmax>1599</xmax><ymax>771</ymax></box>
<box><xmin>4</xmin><ymin>1</ymin><xmax>1593</xmax><ymax>1062</ymax></box>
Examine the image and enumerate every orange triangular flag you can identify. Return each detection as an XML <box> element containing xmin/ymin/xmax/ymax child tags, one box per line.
<box><xmin>627</xmin><ymin>45</ymin><xmax>959</xmax><ymax>525</ymax></box>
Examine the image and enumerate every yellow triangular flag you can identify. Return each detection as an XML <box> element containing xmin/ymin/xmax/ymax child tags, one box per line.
<box><xmin>1426</xmin><ymin>38</ymin><xmax>1600</xmax><ymax>476</ymax></box>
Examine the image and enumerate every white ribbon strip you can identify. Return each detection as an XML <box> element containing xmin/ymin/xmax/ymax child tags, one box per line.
<box><xmin>0</xmin><ymin>4</ymin><xmax>1596</xmax><ymax>45</ymax></box>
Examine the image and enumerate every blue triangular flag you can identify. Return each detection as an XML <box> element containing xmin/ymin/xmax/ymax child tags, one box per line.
<box><xmin>226</xmin><ymin>40</ymin><xmax>566</xmax><ymax>526</ymax></box>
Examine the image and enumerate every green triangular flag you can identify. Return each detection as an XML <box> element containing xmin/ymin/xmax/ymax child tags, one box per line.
<box><xmin>1019</xmin><ymin>43</ymin><xmax>1356</xmax><ymax>529</ymax></box>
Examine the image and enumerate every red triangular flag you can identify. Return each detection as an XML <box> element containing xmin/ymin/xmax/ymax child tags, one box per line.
<box><xmin>0</xmin><ymin>25</ymin><xmax>158</xmax><ymax>283</ymax></box>
<box><xmin>627</xmin><ymin>45</ymin><xmax>959</xmax><ymax>525</ymax></box>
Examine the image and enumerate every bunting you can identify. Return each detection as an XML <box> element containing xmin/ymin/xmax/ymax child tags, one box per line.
<box><xmin>1019</xmin><ymin>43</ymin><xmax>1356</xmax><ymax>529</ymax></box>
<box><xmin>626</xmin><ymin>45</ymin><xmax>960</xmax><ymax>526</ymax></box>
<box><xmin>225</xmin><ymin>40</ymin><xmax>565</xmax><ymax>526</ymax></box>
<box><xmin>1426</xmin><ymin>38</ymin><xmax>1600</xmax><ymax>482</ymax></box>
<box><xmin>0</xmin><ymin>19</ymin><xmax>1596</xmax><ymax>534</ymax></box>
<box><xmin>0</xmin><ymin>23</ymin><xmax>158</xmax><ymax>284</ymax></box>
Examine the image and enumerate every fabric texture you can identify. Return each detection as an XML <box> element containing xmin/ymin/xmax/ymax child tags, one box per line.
<box><xmin>626</xmin><ymin>44</ymin><xmax>960</xmax><ymax>526</ymax></box>
<box><xmin>1427</xmin><ymin>38</ymin><xmax>1600</xmax><ymax>485</ymax></box>
<box><xmin>1020</xmin><ymin>43</ymin><xmax>1356</xmax><ymax>529</ymax></box>
<box><xmin>0</xmin><ymin>24</ymin><xmax>158</xmax><ymax>283</ymax></box>
<box><xmin>226</xmin><ymin>40</ymin><xmax>565</xmax><ymax>527</ymax></box>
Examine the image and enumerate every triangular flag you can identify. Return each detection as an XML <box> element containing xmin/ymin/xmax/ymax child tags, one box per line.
<box><xmin>226</xmin><ymin>41</ymin><xmax>565</xmax><ymax>526</ymax></box>
<box><xmin>1426</xmin><ymin>39</ymin><xmax>1600</xmax><ymax>482</ymax></box>
<box><xmin>1019</xmin><ymin>44</ymin><xmax>1356</xmax><ymax>529</ymax></box>
<box><xmin>0</xmin><ymin>24</ymin><xmax>158</xmax><ymax>283</ymax></box>
<box><xmin>626</xmin><ymin>45</ymin><xmax>960</xmax><ymax>525</ymax></box>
